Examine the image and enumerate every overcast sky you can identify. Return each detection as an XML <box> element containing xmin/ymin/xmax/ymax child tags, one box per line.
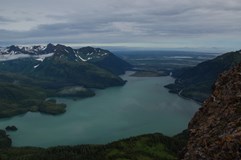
<box><xmin>0</xmin><ymin>0</ymin><xmax>241</xmax><ymax>51</ymax></box>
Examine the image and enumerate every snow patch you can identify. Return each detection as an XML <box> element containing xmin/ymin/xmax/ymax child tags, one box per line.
<box><xmin>0</xmin><ymin>47</ymin><xmax>5</xmax><ymax>52</ymax></box>
<box><xmin>36</xmin><ymin>58</ymin><xmax>44</xmax><ymax>61</ymax></box>
<box><xmin>0</xmin><ymin>48</ymin><xmax>8</xmax><ymax>53</ymax></box>
<box><xmin>87</xmin><ymin>52</ymin><xmax>93</xmax><ymax>56</ymax></box>
<box><xmin>101</xmin><ymin>52</ymin><xmax>108</xmax><ymax>56</ymax></box>
<box><xmin>40</xmin><ymin>45</ymin><xmax>47</xmax><ymax>50</ymax></box>
<box><xmin>10</xmin><ymin>51</ymin><xmax>17</xmax><ymax>55</ymax></box>
<box><xmin>78</xmin><ymin>55</ymin><xmax>87</xmax><ymax>62</ymax></box>
<box><xmin>21</xmin><ymin>45</ymin><xmax>47</xmax><ymax>53</ymax></box>
<box><xmin>34</xmin><ymin>64</ymin><xmax>40</xmax><ymax>68</ymax></box>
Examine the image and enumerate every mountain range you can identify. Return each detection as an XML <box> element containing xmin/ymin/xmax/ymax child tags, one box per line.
<box><xmin>1</xmin><ymin>47</ymin><xmax>241</xmax><ymax>159</ymax></box>
<box><xmin>0</xmin><ymin>44</ymin><xmax>132</xmax><ymax>118</ymax></box>
<box><xmin>165</xmin><ymin>50</ymin><xmax>241</xmax><ymax>102</ymax></box>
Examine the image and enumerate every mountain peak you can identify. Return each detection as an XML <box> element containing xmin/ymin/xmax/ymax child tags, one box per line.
<box><xmin>45</xmin><ymin>43</ymin><xmax>56</xmax><ymax>53</ymax></box>
<box><xmin>7</xmin><ymin>45</ymin><xmax>21</xmax><ymax>53</ymax></box>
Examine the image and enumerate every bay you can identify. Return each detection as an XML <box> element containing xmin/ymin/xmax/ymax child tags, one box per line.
<box><xmin>0</xmin><ymin>72</ymin><xmax>200</xmax><ymax>147</ymax></box>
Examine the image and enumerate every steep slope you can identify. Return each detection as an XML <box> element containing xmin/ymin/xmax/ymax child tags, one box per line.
<box><xmin>30</xmin><ymin>45</ymin><xmax>126</xmax><ymax>89</ymax></box>
<box><xmin>165</xmin><ymin>50</ymin><xmax>241</xmax><ymax>102</ymax></box>
<box><xmin>76</xmin><ymin>47</ymin><xmax>132</xmax><ymax>75</ymax></box>
<box><xmin>183</xmin><ymin>63</ymin><xmax>241</xmax><ymax>160</ymax></box>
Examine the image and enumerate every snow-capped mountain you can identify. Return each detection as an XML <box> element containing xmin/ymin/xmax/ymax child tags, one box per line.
<box><xmin>0</xmin><ymin>43</ymin><xmax>132</xmax><ymax>90</ymax></box>
<box><xmin>0</xmin><ymin>44</ymin><xmax>132</xmax><ymax>74</ymax></box>
<box><xmin>0</xmin><ymin>43</ymin><xmax>111</xmax><ymax>62</ymax></box>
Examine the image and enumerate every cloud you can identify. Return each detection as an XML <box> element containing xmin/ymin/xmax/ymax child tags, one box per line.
<box><xmin>0</xmin><ymin>0</ymin><xmax>241</xmax><ymax>51</ymax></box>
<box><xmin>0</xmin><ymin>16</ymin><xmax>14</xmax><ymax>23</ymax></box>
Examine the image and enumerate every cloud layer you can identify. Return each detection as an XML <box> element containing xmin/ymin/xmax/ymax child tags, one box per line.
<box><xmin>0</xmin><ymin>0</ymin><xmax>241</xmax><ymax>51</ymax></box>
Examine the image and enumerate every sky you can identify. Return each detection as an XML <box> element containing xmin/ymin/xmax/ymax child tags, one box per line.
<box><xmin>0</xmin><ymin>0</ymin><xmax>241</xmax><ymax>52</ymax></box>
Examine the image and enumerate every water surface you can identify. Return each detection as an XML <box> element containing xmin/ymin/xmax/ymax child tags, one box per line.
<box><xmin>0</xmin><ymin>72</ymin><xmax>200</xmax><ymax>147</ymax></box>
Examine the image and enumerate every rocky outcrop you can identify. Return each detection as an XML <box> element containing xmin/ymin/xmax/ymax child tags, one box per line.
<box><xmin>5</xmin><ymin>126</ymin><xmax>18</xmax><ymax>131</ymax></box>
<box><xmin>183</xmin><ymin>63</ymin><xmax>241</xmax><ymax>160</ymax></box>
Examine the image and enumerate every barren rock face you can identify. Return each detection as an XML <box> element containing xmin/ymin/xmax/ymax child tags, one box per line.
<box><xmin>183</xmin><ymin>63</ymin><xmax>241</xmax><ymax>160</ymax></box>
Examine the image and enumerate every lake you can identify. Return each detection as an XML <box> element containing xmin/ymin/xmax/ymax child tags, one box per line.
<box><xmin>0</xmin><ymin>72</ymin><xmax>200</xmax><ymax>147</ymax></box>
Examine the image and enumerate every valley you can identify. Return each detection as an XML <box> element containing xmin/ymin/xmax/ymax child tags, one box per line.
<box><xmin>1</xmin><ymin>46</ymin><xmax>241</xmax><ymax>160</ymax></box>
<box><xmin>115</xmin><ymin>50</ymin><xmax>217</xmax><ymax>72</ymax></box>
<box><xmin>1</xmin><ymin>1</ymin><xmax>240</xmax><ymax>159</ymax></box>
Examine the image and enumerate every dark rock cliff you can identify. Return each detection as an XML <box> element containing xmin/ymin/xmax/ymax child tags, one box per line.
<box><xmin>183</xmin><ymin>63</ymin><xmax>241</xmax><ymax>160</ymax></box>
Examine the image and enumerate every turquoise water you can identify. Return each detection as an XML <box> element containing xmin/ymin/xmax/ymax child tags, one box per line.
<box><xmin>0</xmin><ymin>72</ymin><xmax>200</xmax><ymax>147</ymax></box>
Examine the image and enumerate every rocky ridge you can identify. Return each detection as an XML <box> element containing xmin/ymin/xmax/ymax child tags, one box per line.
<box><xmin>0</xmin><ymin>44</ymin><xmax>132</xmax><ymax>75</ymax></box>
<box><xmin>183</xmin><ymin>63</ymin><xmax>241</xmax><ymax>159</ymax></box>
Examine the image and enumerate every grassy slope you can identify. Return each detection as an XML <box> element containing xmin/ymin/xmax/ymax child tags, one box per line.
<box><xmin>0</xmin><ymin>133</ymin><xmax>187</xmax><ymax>160</ymax></box>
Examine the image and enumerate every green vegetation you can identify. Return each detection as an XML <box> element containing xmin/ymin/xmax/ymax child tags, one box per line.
<box><xmin>0</xmin><ymin>130</ymin><xmax>11</xmax><ymax>148</ymax></box>
<box><xmin>38</xmin><ymin>99</ymin><xmax>66</xmax><ymax>115</ymax></box>
<box><xmin>31</xmin><ymin>56</ymin><xmax>126</xmax><ymax>89</ymax></box>
<box><xmin>0</xmin><ymin>76</ymin><xmax>68</xmax><ymax>118</ymax></box>
<box><xmin>91</xmin><ymin>53</ymin><xmax>132</xmax><ymax>75</ymax></box>
<box><xmin>0</xmin><ymin>133</ymin><xmax>188</xmax><ymax>160</ymax></box>
<box><xmin>0</xmin><ymin>61</ymin><xmax>125</xmax><ymax>118</ymax></box>
<box><xmin>0</xmin><ymin>45</ymin><xmax>130</xmax><ymax>118</ymax></box>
